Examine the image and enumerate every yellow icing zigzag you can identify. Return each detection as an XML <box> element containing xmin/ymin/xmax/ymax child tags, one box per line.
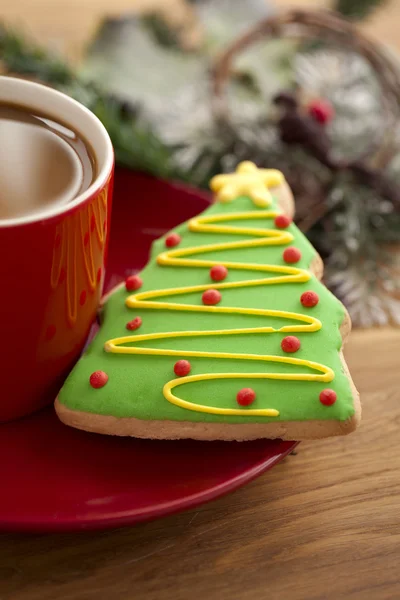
<box><xmin>105</xmin><ymin>208</ymin><xmax>334</xmax><ymax>418</ymax></box>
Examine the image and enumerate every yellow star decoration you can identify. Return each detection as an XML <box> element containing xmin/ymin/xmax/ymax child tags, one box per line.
<box><xmin>210</xmin><ymin>161</ymin><xmax>284</xmax><ymax>208</ymax></box>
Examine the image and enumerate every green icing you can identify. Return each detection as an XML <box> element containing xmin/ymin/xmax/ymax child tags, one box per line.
<box><xmin>59</xmin><ymin>193</ymin><xmax>355</xmax><ymax>424</ymax></box>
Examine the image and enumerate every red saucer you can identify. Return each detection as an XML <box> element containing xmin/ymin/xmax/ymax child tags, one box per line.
<box><xmin>0</xmin><ymin>169</ymin><xmax>297</xmax><ymax>533</ymax></box>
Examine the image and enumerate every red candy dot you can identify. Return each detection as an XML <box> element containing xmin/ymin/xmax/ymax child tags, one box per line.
<box><xmin>174</xmin><ymin>360</ymin><xmax>191</xmax><ymax>377</ymax></box>
<box><xmin>84</xmin><ymin>231</ymin><xmax>90</xmax><ymax>246</ymax></box>
<box><xmin>274</xmin><ymin>214</ymin><xmax>292</xmax><ymax>229</ymax></box>
<box><xmin>125</xmin><ymin>275</ymin><xmax>143</xmax><ymax>291</ymax></box>
<box><xmin>301</xmin><ymin>290</ymin><xmax>319</xmax><ymax>308</ymax></box>
<box><xmin>281</xmin><ymin>336</ymin><xmax>301</xmax><ymax>353</ymax></box>
<box><xmin>165</xmin><ymin>233</ymin><xmax>181</xmax><ymax>248</ymax></box>
<box><xmin>283</xmin><ymin>247</ymin><xmax>302</xmax><ymax>264</ymax></box>
<box><xmin>210</xmin><ymin>265</ymin><xmax>228</xmax><ymax>282</ymax></box>
<box><xmin>126</xmin><ymin>317</ymin><xmax>142</xmax><ymax>331</ymax></box>
<box><xmin>202</xmin><ymin>289</ymin><xmax>222</xmax><ymax>305</ymax></box>
<box><xmin>237</xmin><ymin>388</ymin><xmax>256</xmax><ymax>406</ymax></box>
<box><xmin>319</xmin><ymin>389</ymin><xmax>337</xmax><ymax>406</ymax></box>
<box><xmin>45</xmin><ymin>324</ymin><xmax>56</xmax><ymax>341</ymax></box>
<box><xmin>97</xmin><ymin>267</ymin><xmax>102</xmax><ymax>284</ymax></box>
<box><xmin>79</xmin><ymin>290</ymin><xmax>87</xmax><ymax>305</ymax></box>
<box><xmin>89</xmin><ymin>371</ymin><xmax>109</xmax><ymax>389</ymax></box>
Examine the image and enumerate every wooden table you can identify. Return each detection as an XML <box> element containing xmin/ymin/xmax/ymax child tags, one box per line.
<box><xmin>1</xmin><ymin>1</ymin><xmax>400</xmax><ymax>598</ymax></box>
<box><xmin>1</xmin><ymin>329</ymin><xmax>400</xmax><ymax>599</ymax></box>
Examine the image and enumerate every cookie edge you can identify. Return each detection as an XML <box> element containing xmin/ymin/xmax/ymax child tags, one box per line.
<box><xmin>55</xmin><ymin>181</ymin><xmax>360</xmax><ymax>440</ymax></box>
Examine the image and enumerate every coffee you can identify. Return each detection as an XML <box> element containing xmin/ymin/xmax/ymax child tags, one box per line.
<box><xmin>0</xmin><ymin>103</ymin><xmax>96</xmax><ymax>221</ymax></box>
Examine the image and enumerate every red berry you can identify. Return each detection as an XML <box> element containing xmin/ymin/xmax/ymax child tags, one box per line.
<box><xmin>165</xmin><ymin>233</ymin><xmax>181</xmax><ymax>248</ymax></box>
<box><xmin>319</xmin><ymin>389</ymin><xmax>337</xmax><ymax>406</ymax></box>
<box><xmin>281</xmin><ymin>336</ymin><xmax>301</xmax><ymax>353</ymax></box>
<box><xmin>125</xmin><ymin>275</ymin><xmax>143</xmax><ymax>291</ymax></box>
<box><xmin>90</xmin><ymin>371</ymin><xmax>108</xmax><ymax>389</ymax></box>
<box><xmin>274</xmin><ymin>214</ymin><xmax>292</xmax><ymax>229</ymax></box>
<box><xmin>126</xmin><ymin>316</ymin><xmax>142</xmax><ymax>331</ymax></box>
<box><xmin>283</xmin><ymin>247</ymin><xmax>301</xmax><ymax>264</ymax></box>
<box><xmin>301</xmin><ymin>290</ymin><xmax>319</xmax><ymax>308</ymax></box>
<box><xmin>308</xmin><ymin>99</ymin><xmax>334</xmax><ymax>125</ymax></box>
<box><xmin>202</xmin><ymin>289</ymin><xmax>222</xmax><ymax>305</ymax></box>
<box><xmin>210</xmin><ymin>265</ymin><xmax>228</xmax><ymax>282</ymax></box>
<box><xmin>237</xmin><ymin>388</ymin><xmax>256</xmax><ymax>406</ymax></box>
<box><xmin>174</xmin><ymin>360</ymin><xmax>191</xmax><ymax>377</ymax></box>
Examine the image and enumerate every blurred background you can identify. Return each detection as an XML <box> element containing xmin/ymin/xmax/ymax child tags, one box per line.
<box><xmin>2</xmin><ymin>0</ymin><xmax>400</xmax><ymax>63</ymax></box>
<box><xmin>1</xmin><ymin>0</ymin><xmax>400</xmax><ymax>327</ymax></box>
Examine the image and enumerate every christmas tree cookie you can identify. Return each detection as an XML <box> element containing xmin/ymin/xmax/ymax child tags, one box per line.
<box><xmin>56</xmin><ymin>162</ymin><xmax>360</xmax><ymax>440</ymax></box>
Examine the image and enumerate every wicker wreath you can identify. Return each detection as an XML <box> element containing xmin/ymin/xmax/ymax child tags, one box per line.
<box><xmin>211</xmin><ymin>9</ymin><xmax>400</xmax><ymax>173</ymax></box>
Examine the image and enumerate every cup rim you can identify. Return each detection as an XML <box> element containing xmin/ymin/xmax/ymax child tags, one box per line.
<box><xmin>0</xmin><ymin>77</ymin><xmax>114</xmax><ymax>229</ymax></box>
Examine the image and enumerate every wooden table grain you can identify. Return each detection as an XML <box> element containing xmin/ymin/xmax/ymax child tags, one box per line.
<box><xmin>1</xmin><ymin>1</ymin><xmax>400</xmax><ymax>598</ymax></box>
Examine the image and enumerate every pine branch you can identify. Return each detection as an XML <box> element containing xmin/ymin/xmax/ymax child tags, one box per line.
<box><xmin>142</xmin><ymin>14</ymin><xmax>182</xmax><ymax>49</ymax></box>
<box><xmin>90</xmin><ymin>94</ymin><xmax>179</xmax><ymax>179</ymax></box>
<box><xmin>0</xmin><ymin>25</ymin><xmax>184</xmax><ymax>181</ymax></box>
<box><xmin>334</xmin><ymin>0</ymin><xmax>388</xmax><ymax>21</ymax></box>
<box><xmin>0</xmin><ymin>25</ymin><xmax>74</xmax><ymax>84</ymax></box>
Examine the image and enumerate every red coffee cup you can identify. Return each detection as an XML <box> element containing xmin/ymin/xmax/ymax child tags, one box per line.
<box><xmin>0</xmin><ymin>77</ymin><xmax>114</xmax><ymax>422</ymax></box>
